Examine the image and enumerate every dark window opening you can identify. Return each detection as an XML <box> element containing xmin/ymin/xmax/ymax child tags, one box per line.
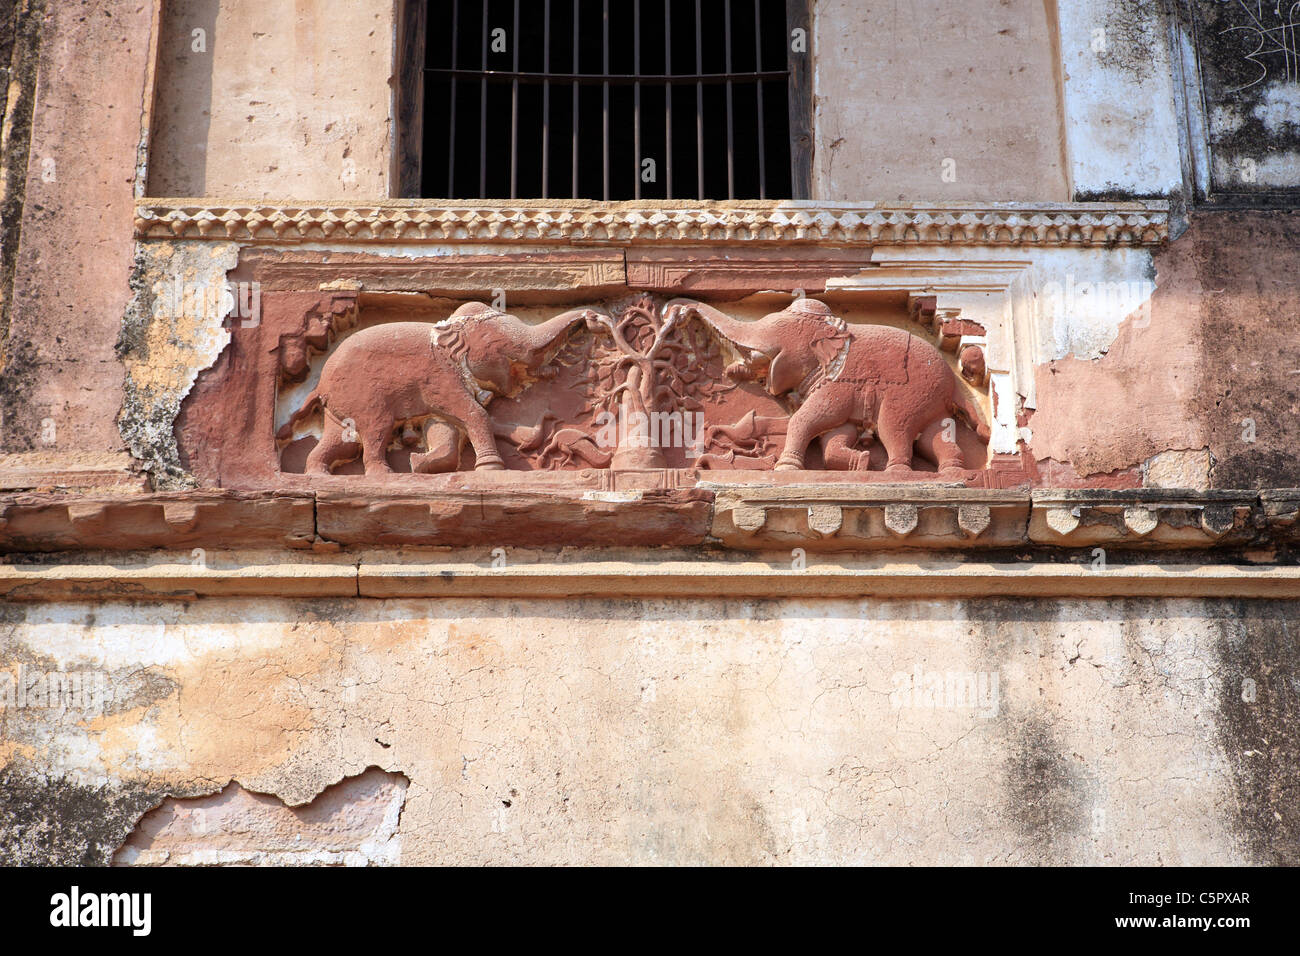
<box><xmin>418</xmin><ymin>0</ymin><xmax>809</xmax><ymax>200</ymax></box>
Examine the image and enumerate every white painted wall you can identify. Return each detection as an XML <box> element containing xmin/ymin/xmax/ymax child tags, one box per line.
<box><xmin>1055</xmin><ymin>0</ymin><xmax>1185</xmax><ymax>197</ymax></box>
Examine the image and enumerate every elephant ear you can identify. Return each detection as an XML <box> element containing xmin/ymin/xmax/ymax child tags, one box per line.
<box><xmin>769</xmin><ymin>350</ymin><xmax>795</xmax><ymax>394</ymax></box>
<box><xmin>810</xmin><ymin>326</ymin><xmax>849</xmax><ymax>368</ymax></box>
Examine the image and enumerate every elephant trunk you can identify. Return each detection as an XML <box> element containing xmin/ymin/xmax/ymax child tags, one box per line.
<box><xmin>516</xmin><ymin>308</ymin><xmax>599</xmax><ymax>363</ymax></box>
<box><xmin>665</xmin><ymin>298</ymin><xmax>776</xmax><ymax>356</ymax></box>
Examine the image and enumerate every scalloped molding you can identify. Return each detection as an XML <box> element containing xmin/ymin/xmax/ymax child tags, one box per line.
<box><xmin>134</xmin><ymin>200</ymin><xmax>1170</xmax><ymax>247</ymax></box>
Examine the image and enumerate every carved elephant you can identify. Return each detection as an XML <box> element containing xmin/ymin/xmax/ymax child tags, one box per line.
<box><xmin>277</xmin><ymin>302</ymin><xmax>605</xmax><ymax>474</ymax></box>
<box><xmin>670</xmin><ymin>298</ymin><xmax>988</xmax><ymax>474</ymax></box>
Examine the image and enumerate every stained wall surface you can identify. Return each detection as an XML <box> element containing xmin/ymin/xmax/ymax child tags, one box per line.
<box><xmin>144</xmin><ymin>0</ymin><xmax>1075</xmax><ymax>203</ymax></box>
<box><xmin>0</xmin><ymin>0</ymin><xmax>152</xmax><ymax>463</ymax></box>
<box><xmin>2</xmin><ymin>595</ymin><xmax>1294</xmax><ymax>865</ymax></box>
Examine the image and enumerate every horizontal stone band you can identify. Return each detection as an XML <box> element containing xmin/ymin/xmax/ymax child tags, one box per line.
<box><xmin>133</xmin><ymin>200</ymin><xmax>1170</xmax><ymax>247</ymax></box>
<box><xmin>3</xmin><ymin>555</ymin><xmax>1299</xmax><ymax>602</ymax></box>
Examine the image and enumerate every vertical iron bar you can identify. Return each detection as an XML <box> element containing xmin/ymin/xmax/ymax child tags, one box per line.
<box><xmin>602</xmin><ymin>0</ymin><xmax>610</xmax><ymax>201</ymax></box>
<box><xmin>634</xmin><ymin>0</ymin><xmax>641</xmax><ymax>199</ymax></box>
<box><xmin>694</xmin><ymin>0</ymin><xmax>703</xmax><ymax>199</ymax></box>
<box><xmin>542</xmin><ymin>0</ymin><xmax>551</xmax><ymax>197</ymax></box>
<box><xmin>448</xmin><ymin>0</ymin><xmax>460</xmax><ymax>196</ymax></box>
<box><xmin>572</xmin><ymin>0</ymin><xmax>579</xmax><ymax>196</ymax></box>
<box><xmin>479</xmin><ymin>0</ymin><xmax>489</xmax><ymax>197</ymax></box>
<box><xmin>664</xmin><ymin>0</ymin><xmax>673</xmax><ymax>199</ymax></box>
<box><xmin>754</xmin><ymin>0</ymin><xmax>766</xmax><ymax>198</ymax></box>
<box><xmin>510</xmin><ymin>0</ymin><xmax>520</xmax><ymax>198</ymax></box>
<box><xmin>724</xmin><ymin>0</ymin><xmax>734</xmax><ymax>199</ymax></box>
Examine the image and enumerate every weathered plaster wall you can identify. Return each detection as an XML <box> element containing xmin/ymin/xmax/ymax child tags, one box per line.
<box><xmin>2</xmin><ymin>594</ymin><xmax>1295</xmax><ymax>865</ymax></box>
<box><xmin>1027</xmin><ymin>210</ymin><xmax>1300</xmax><ymax>487</ymax></box>
<box><xmin>1055</xmin><ymin>0</ymin><xmax>1185</xmax><ymax>199</ymax></box>
<box><xmin>1191</xmin><ymin>0</ymin><xmax>1300</xmax><ymax>194</ymax></box>
<box><xmin>0</xmin><ymin>0</ymin><xmax>152</xmax><ymax>469</ymax></box>
<box><xmin>812</xmin><ymin>0</ymin><xmax>1070</xmax><ymax>202</ymax></box>
<box><xmin>1192</xmin><ymin>212</ymin><xmax>1300</xmax><ymax>488</ymax></box>
<box><xmin>146</xmin><ymin>0</ymin><xmax>395</xmax><ymax>198</ymax></box>
<box><xmin>118</xmin><ymin>240</ymin><xmax>237</xmax><ymax>489</ymax></box>
<box><xmin>113</xmin><ymin>768</ymin><xmax>408</xmax><ymax>866</ymax></box>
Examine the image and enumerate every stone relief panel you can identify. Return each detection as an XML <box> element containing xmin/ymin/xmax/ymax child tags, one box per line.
<box><xmin>269</xmin><ymin>295</ymin><xmax>993</xmax><ymax>483</ymax></box>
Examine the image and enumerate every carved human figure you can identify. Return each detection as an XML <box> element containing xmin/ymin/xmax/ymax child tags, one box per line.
<box><xmin>277</xmin><ymin>302</ymin><xmax>607</xmax><ymax>474</ymax></box>
<box><xmin>670</xmin><ymin>298</ymin><xmax>988</xmax><ymax>473</ymax></box>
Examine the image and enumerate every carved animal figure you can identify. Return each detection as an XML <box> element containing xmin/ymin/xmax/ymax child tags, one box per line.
<box><xmin>701</xmin><ymin>409</ymin><xmax>789</xmax><ymax>455</ymax></box>
<box><xmin>537</xmin><ymin>427</ymin><xmax>614</xmax><ymax>470</ymax></box>
<box><xmin>671</xmin><ymin>298</ymin><xmax>988</xmax><ymax>473</ymax></box>
<box><xmin>277</xmin><ymin>303</ymin><xmax>605</xmax><ymax>474</ymax></box>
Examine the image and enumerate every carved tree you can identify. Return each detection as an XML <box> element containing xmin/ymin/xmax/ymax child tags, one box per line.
<box><xmin>581</xmin><ymin>297</ymin><xmax>730</xmax><ymax>469</ymax></box>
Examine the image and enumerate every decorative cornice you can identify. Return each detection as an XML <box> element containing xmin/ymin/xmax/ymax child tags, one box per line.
<box><xmin>133</xmin><ymin>200</ymin><xmax>1169</xmax><ymax>247</ymax></box>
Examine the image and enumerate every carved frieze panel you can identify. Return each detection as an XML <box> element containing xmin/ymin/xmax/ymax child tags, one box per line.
<box><xmin>173</xmin><ymin>225</ymin><xmax>1074</xmax><ymax>495</ymax></box>
<box><xmin>258</xmin><ymin>294</ymin><xmax>995</xmax><ymax>487</ymax></box>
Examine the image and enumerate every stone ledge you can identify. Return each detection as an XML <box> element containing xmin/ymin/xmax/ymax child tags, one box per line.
<box><xmin>0</xmin><ymin>453</ymin><xmax>148</xmax><ymax>493</ymax></box>
<box><xmin>134</xmin><ymin>199</ymin><xmax>1169</xmax><ymax>247</ymax></box>
<box><xmin>0</xmin><ymin>487</ymin><xmax>1288</xmax><ymax>555</ymax></box>
<box><xmin>314</xmin><ymin>488</ymin><xmax>713</xmax><ymax>548</ymax></box>
<box><xmin>3</xmin><ymin>551</ymin><xmax>1299</xmax><ymax>601</ymax></box>
<box><xmin>0</xmin><ymin>491</ymin><xmax>316</xmax><ymax>552</ymax></box>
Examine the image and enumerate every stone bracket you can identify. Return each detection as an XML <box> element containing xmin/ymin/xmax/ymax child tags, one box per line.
<box><xmin>707</xmin><ymin>485</ymin><xmax>1025</xmax><ymax>550</ymax></box>
<box><xmin>0</xmin><ymin>492</ymin><xmax>316</xmax><ymax>552</ymax></box>
<box><xmin>1030</xmin><ymin>489</ymin><xmax>1260</xmax><ymax>548</ymax></box>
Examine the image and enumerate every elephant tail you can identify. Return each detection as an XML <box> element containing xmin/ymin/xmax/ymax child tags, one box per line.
<box><xmin>950</xmin><ymin>391</ymin><xmax>990</xmax><ymax>443</ymax></box>
<box><xmin>276</xmin><ymin>388</ymin><xmax>323</xmax><ymax>441</ymax></box>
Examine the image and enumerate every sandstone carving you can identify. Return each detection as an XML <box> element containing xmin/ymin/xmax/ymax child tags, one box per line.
<box><xmin>275</xmin><ymin>295</ymin><xmax>991</xmax><ymax>480</ymax></box>
<box><xmin>670</xmin><ymin>298</ymin><xmax>989</xmax><ymax>474</ymax></box>
<box><xmin>579</xmin><ymin>296</ymin><xmax>728</xmax><ymax>469</ymax></box>
<box><xmin>277</xmin><ymin>302</ymin><xmax>605</xmax><ymax>474</ymax></box>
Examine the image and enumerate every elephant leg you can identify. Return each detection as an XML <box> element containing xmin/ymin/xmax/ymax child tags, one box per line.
<box><xmin>463</xmin><ymin>404</ymin><xmax>505</xmax><ymax>471</ymax></box>
<box><xmin>877</xmin><ymin>399</ymin><xmax>920</xmax><ymax>473</ymax></box>
<box><xmin>775</xmin><ymin>391</ymin><xmax>842</xmax><ymax>471</ymax></box>
<box><xmin>917</xmin><ymin>416</ymin><xmax>966</xmax><ymax>474</ymax></box>
<box><xmin>820</xmin><ymin>423</ymin><xmax>869</xmax><ymax>471</ymax></box>
<box><xmin>361</xmin><ymin>419</ymin><xmax>395</xmax><ymax>474</ymax></box>
<box><xmin>306</xmin><ymin>417</ymin><xmax>354</xmax><ymax>474</ymax></box>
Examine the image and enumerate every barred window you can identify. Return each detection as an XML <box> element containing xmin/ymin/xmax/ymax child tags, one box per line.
<box><xmin>410</xmin><ymin>0</ymin><xmax>811</xmax><ymax>200</ymax></box>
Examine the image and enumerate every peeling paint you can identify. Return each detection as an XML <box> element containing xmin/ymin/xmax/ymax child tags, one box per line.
<box><xmin>118</xmin><ymin>241</ymin><xmax>238</xmax><ymax>489</ymax></box>
<box><xmin>113</xmin><ymin>768</ymin><xmax>408</xmax><ymax>866</ymax></box>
